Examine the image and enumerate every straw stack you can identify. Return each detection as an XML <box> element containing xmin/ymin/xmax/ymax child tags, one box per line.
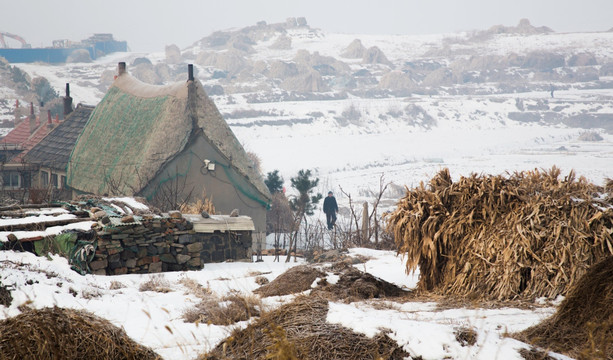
<box><xmin>386</xmin><ymin>167</ymin><xmax>613</xmax><ymax>300</ymax></box>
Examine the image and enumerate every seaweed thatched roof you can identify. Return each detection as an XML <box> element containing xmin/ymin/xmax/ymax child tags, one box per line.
<box><xmin>66</xmin><ymin>69</ymin><xmax>269</xmax><ymax>200</ymax></box>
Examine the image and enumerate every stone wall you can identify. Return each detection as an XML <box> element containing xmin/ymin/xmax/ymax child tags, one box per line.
<box><xmin>89</xmin><ymin>215</ymin><xmax>252</xmax><ymax>275</ymax></box>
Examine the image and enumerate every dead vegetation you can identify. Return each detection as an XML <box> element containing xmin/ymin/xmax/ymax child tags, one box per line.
<box><xmin>254</xmin><ymin>265</ymin><xmax>325</xmax><ymax>297</ymax></box>
<box><xmin>386</xmin><ymin>167</ymin><xmax>613</xmax><ymax>300</ymax></box>
<box><xmin>139</xmin><ymin>274</ymin><xmax>173</xmax><ymax>293</ymax></box>
<box><xmin>199</xmin><ymin>295</ymin><xmax>408</xmax><ymax>360</ymax></box>
<box><xmin>0</xmin><ymin>282</ymin><xmax>12</xmax><ymax>307</ymax></box>
<box><xmin>254</xmin><ymin>276</ymin><xmax>269</xmax><ymax>285</ymax></box>
<box><xmin>179</xmin><ymin>188</ymin><xmax>215</xmax><ymax>215</ymax></box>
<box><xmin>109</xmin><ymin>280</ymin><xmax>126</xmax><ymax>290</ymax></box>
<box><xmin>515</xmin><ymin>256</ymin><xmax>613</xmax><ymax>359</ymax></box>
<box><xmin>0</xmin><ymin>306</ymin><xmax>161</xmax><ymax>360</ymax></box>
<box><xmin>183</xmin><ymin>291</ymin><xmax>261</xmax><ymax>326</ymax></box>
<box><xmin>313</xmin><ymin>262</ymin><xmax>408</xmax><ymax>301</ymax></box>
<box><xmin>455</xmin><ymin>326</ymin><xmax>478</xmax><ymax>347</ymax></box>
<box><xmin>179</xmin><ymin>277</ymin><xmax>211</xmax><ymax>298</ymax></box>
<box><xmin>578</xmin><ymin>131</ymin><xmax>604</xmax><ymax>142</ymax></box>
<box><xmin>519</xmin><ymin>348</ymin><xmax>556</xmax><ymax>360</ymax></box>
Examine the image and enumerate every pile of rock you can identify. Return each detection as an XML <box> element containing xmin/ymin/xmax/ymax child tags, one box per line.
<box><xmin>90</xmin><ymin>210</ymin><xmax>252</xmax><ymax>275</ymax></box>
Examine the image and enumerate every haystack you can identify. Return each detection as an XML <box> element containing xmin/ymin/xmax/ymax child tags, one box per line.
<box><xmin>200</xmin><ymin>296</ymin><xmax>408</xmax><ymax>360</ymax></box>
<box><xmin>516</xmin><ymin>256</ymin><xmax>612</xmax><ymax>359</ymax></box>
<box><xmin>386</xmin><ymin>167</ymin><xmax>613</xmax><ymax>300</ymax></box>
<box><xmin>0</xmin><ymin>306</ymin><xmax>160</xmax><ymax>360</ymax></box>
<box><xmin>254</xmin><ymin>265</ymin><xmax>325</xmax><ymax>297</ymax></box>
<box><xmin>313</xmin><ymin>262</ymin><xmax>408</xmax><ymax>301</ymax></box>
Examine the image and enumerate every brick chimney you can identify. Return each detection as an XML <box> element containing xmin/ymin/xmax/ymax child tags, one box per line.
<box><xmin>29</xmin><ymin>102</ymin><xmax>36</xmax><ymax>134</ymax></box>
<box><xmin>118</xmin><ymin>62</ymin><xmax>126</xmax><ymax>76</ymax></box>
<box><xmin>188</xmin><ymin>64</ymin><xmax>194</xmax><ymax>81</ymax></box>
<box><xmin>187</xmin><ymin>64</ymin><xmax>197</xmax><ymax>129</ymax></box>
<box><xmin>47</xmin><ymin>110</ymin><xmax>54</xmax><ymax>130</ymax></box>
<box><xmin>63</xmin><ymin>83</ymin><xmax>73</xmax><ymax>117</ymax></box>
<box><xmin>13</xmin><ymin>99</ymin><xmax>21</xmax><ymax>126</ymax></box>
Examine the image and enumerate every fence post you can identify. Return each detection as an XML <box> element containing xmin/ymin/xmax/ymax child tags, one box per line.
<box><xmin>362</xmin><ymin>202</ymin><xmax>369</xmax><ymax>244</ymax></box>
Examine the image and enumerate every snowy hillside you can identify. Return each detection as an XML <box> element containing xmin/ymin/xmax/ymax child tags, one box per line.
<box><xmin>0</xmin><ymin>18</ymin><xmax>611</xmax><ymax>360</ymax></box>
<box><xmin>1</xmin><ymin>18</ymin><xmax>612</xmax><ymax>216</ymax></box>
<box><xmin>0</xmin><ymin>248</ymin><xmax>566</xmax><ymax>360</ymax></box>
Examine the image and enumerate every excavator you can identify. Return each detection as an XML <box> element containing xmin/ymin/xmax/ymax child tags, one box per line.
<box><xmin>0</xmin><ymin>32</ymin><xmax>31</xmax><ymax>48</ymax></box>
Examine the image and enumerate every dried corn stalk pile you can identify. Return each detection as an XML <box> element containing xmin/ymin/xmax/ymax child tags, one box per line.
<box><xmin>386</xmin><ymin>167</ymin><xmax>613</xmax><ymax>300</ymax></box>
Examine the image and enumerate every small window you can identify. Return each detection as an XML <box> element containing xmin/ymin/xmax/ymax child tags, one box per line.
<box><xmin>60</xmin><ymin>175</ymin><xmax>66</xmax><ymax>189</ymax></box>
<box><xmin>2</xmin><ymin>172</ymin><xmax>21</xmax><ymax>188</ymax></box>
<box><xmin>2</xmin><ymin>173</ymin><xmax>11</xmax><ymax>187</ymax></box>
<box><xmin>51</xmin><ymin>173</ymin><xmax>58</xmax><ymax>188</ymax></box>
<box><xmin>41</xmin><ymin>171</ymin><xmax>49</xmax><ymax>187</ymax></box>
<box><xmin>22</xmin><ymin>173</ymin><xmax>31</xmax><ymax>189</ymax></box>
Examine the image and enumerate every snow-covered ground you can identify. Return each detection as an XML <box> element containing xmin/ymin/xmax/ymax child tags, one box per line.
<box><xmin>0</xmin><ymin>24</ymin><xmax>611</xmax><ymax>359</ymax></box>
<box><xmin>0</xmin><ymin>248</ymin><xmax>568</xmax><ymax>359</ymax></box>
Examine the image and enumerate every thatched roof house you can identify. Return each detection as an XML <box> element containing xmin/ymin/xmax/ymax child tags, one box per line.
<box><xmin>66</xmin><ymin>62</ymin><xmax>271</xmax><ymax>240</ymax></box>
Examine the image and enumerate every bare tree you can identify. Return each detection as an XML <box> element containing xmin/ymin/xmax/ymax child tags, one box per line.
<box><xmin>267</xmin><ymin>192</ymin><xmax>292</xmax><ymax>262</ymax></box>
<box><xmin>148</xmin><ymin>167</ymin><xmax>196</xmax><ymax>212</ymax></box>
<box><xmin>338</xmin><ymin>174</ymin><xmax>390</xmax><ymax>247</ymax></box>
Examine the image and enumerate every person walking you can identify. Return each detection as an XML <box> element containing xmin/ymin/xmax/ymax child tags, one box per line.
<box><xmin>323</xmin><ymin>191</ymin><xmax>338</xmax><ymax>230</ymax></box>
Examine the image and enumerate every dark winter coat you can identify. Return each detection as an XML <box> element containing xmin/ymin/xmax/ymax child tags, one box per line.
<box><xmin>323</xmin><ymin>196</ymin><xmax>338</xmax><ymax>214</ymax></box>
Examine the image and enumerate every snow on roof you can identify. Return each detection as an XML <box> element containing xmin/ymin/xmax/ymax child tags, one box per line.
<box><xmin>0</xmin><ymin>220</ymin><xmax>96</xmax><ymax>242</ymax></box>
<box><xmin>102</xmin><ymin>197</ymin><xmax>149</xmax><ymax>211</ymax></box>
<box><xmin>0</xmin><ymin>213</ymin><xmax>76</xmax><ymax>227</ymax></box>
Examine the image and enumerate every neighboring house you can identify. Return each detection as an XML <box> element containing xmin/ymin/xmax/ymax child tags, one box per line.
<box><xmin>66</xmin><ymin>62</ymin><xmax>271</xmax><ymax>247</ymax></box>
<box><xmin>0</xmin><ymin>103</ymin><xmax>58</xmax><ymax>191</ymax></box>
<box><xmin>23</xmin><ymin>103</ymin><xmax>94</xmax><ymax>194</ymax></box>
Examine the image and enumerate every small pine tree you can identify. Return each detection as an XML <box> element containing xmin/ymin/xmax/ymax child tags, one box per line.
<box><xmin>286</xmin><ymin>169</ymin><xmax>322</xmax><ymax>262</ymax></box>
<box><xmin>265</xmin><ymin>170</ymin><xmax>284</xmax><ymax>194</ymax></box>
<box><xmin>289</xmin><ymin>169</ymin><xmax>322</xmax><ymax>216</ymax></box>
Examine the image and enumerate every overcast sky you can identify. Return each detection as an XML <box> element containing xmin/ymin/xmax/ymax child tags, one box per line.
<box><xmin>2</xmin><ymin>0</ymin><xmax>612</xmax><ymax>52</ymax></box>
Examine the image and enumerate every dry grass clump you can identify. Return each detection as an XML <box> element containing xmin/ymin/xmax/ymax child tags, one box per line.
<box><xmin>254</xmin><ymin>276</ymin><xmax>269</xmax><ymax>285</ymax></box>
<box><xmin>180</xmin><ymin>189</ymin><xmax>215</xmax><ymax>215</ymax></box>
<box><xmin>183</xmin><ymin>291</ymin><xmax>261</xmax><ymax>326</ymax></box>
<box><xmin>454</xmin><ymin>326</ymin><xmax>478</xmax><ymax>347</ymax></box>
<box><xmin>515</xmin><ymin>256</ymin><xmax>613</xmax><ymax>359</ymax></box>
<box><xmin>109</xmin><ymin>280</ymin><xmax>126</xmax><ymax>290</ymax></box>
<box><xmin>179</xmin><ymin>278</ymin><xmax>211</xmax><ymax>299</ymax></box>
<box><xmin>199</xmin><ymin>295</ymin><xmax>408</xmax><ymax>360</ymax></box>
<box><xmin>578</xmin><ymin>131</ymin><xmax>603</xmax><ymax>142</ymax></box>
<box><xmin>254</xmin><ymin>265</ymin><xmax>325</xmax><ymax>297</ymax></box>
<box><xmin>0</xmin><ymin>306</ymin><xmax>161</xmax><ymax>360</ymax></box>
<box><xmin>0</xmin><ymin>282</ymin><xmax>12</xmax><ymax>307</ymax></box>
<box><xmin>386</xmin><ymin>167</ymin><xmax>613</xmax><ymax>300</ymax></box>
<box><xmin>139</xmin><ymin>274</ymin><xmax>172</xmax><ymax>293</ymax></box>
<box><xmin>606</xmin><ymin>178</ymin><xmax>613</xmax><ymax>194</ymax></box>
<box><xmin>518</xmin><ymin>348</ymin><xmax>556</xmax><ymax>360</ymax></box>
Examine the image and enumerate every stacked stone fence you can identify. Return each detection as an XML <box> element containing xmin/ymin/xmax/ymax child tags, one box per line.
<box><xmin>90</xmin><ymin>213</ymin><xmax>252</xmax><ymax>275</ymax></box>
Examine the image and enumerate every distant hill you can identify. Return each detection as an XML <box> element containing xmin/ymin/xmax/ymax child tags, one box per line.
<box><xmin>2</xmin><ymin>18</ymin><xmax>613</xmax><ymax>194</ymax></box>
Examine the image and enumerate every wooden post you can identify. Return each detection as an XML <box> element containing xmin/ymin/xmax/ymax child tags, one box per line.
<box><xmin>362</xmin><ymin>202</ymin><xmax>368</xmax><ymax>244</ymax></box>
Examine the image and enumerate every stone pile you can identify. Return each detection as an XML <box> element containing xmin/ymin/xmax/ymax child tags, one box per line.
<box><xmin>89</xmin><ymin>211</ymin><xmax>252</xmax><ymax>275</ymax></box>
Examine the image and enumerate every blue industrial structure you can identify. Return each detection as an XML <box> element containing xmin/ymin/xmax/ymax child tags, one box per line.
<box><xmin>0</xmin><ymin>33</ymin><xmax>127</xmax><ymax>63</ymax></box>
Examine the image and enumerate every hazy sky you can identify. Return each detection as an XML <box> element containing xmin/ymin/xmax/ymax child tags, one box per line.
<box><xmin>2</xmin><ymin>0</ymin><xmax>612</xmax><ymax>52</ymax></box>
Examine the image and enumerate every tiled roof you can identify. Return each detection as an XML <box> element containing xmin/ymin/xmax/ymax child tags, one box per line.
<box><xmin>23</xmin><ymin>105</ymin><xmax>94</xmax><ymax>171</ymax></box>
<box><xmin>1</xmin><ymin>117</ymin><xmax>40</xmax><ymax>145</ymax></box>
<box><xmin>9</xmin><ymin>121</ymin><xmax>56</xmax><ymax>164</ymax></box>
